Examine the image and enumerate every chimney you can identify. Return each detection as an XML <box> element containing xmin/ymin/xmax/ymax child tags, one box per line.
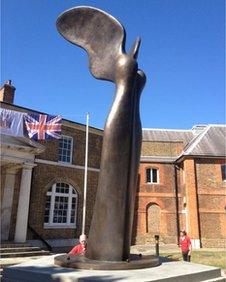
<box><xmin>0</xmin><ymin>80</ymin><xmax>16</xmax><ymax>104</ymax></box>
<box><xmin>191</xmin><ymin>125</ymin><xmax>207</xmax><ymax>136</ymax></box>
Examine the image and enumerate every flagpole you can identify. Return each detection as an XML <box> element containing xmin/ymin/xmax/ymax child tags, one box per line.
<box><xmin>82</xmin><ymin>113</ymin><xmax>89</xmax><ymax>235</ymax></box>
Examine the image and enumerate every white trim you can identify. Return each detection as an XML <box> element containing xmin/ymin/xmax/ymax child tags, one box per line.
<box><xmin>142</xmin><ymin>124</ymin><xmax>225</xmax><ymax>132</ymax></box>
<box><xmin>142</xmin><ymin>128</ymin><xmax>192</xmax><ymax>132</ymax></box>
<box><xmin>67</xmin><ymin>186</ymin><xmax>72</xmax><ymax>225</ymax></box>
<box><xmin>141</xmin><ymin>155</ymin><xmax>176</xmax><ymax>159</ymax></box>
<box><xmin>35</xmin><ymin>158</ymin><xmax>100</xmax><ymax>172</ymax></box>
<box><xmin>49</xmin><ymin>184</ymin><xmax>55</xmax><ymax>226</ymax></box>
<box><xmin>183</xmin><ymin>126</ymin><xmax>211</xmax><ymax>155</ymax></box>
<box><xmin>205</xmin><ymin>124</ymin><xmax>226</xmax><ymax>127</ymax></box>
<box><xmin>44</xmin><ymin>224</ymin><xmax>76</xmax><ymax>229</ymax></box>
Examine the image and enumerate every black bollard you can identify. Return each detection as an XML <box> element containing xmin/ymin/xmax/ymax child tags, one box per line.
<box><xmin>155</xmin><ymin>235</ymin><xmax>159</xmax><ymax>257</ymax></box>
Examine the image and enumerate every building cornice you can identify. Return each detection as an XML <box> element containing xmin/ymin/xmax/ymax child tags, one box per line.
<box><xmin>140</xmin><ymin>156</ymin><xmax>176</xmax><ymax>163</ymax></box>
<box><xmin>35</xmin><ymin>158</ymin><xmax>100</xmax><ymax>172</ymax></box>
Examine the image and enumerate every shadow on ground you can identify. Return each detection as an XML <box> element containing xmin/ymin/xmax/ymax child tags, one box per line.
<box><xmin>3</xmin><ymin>265</ymin><xmax>126</xmax><ymax>282</ymax></box>
<box><xmin>159</xmin><ymin>255</ymin><xmax>180</xmax><ymax>263</ymax></box>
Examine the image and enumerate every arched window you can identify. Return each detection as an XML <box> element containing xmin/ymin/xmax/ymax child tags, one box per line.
<box><xmin>44</xmin><ymin>182</ymin><xmax>78</xmax><ymax>228</ymax></box>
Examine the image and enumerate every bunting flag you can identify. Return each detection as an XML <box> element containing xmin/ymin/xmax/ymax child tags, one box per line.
<box><xmin>0</xmin><ymin>108</ymin><xmax>24</xmax><ymax>137</ymax></box>
<box><xmin>24</xmin><ymin>113</ymin><xmax>62</xmax><ymax>140</ymax></box>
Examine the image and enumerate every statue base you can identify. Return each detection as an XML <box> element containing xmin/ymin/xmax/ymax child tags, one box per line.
<box><xmin>3</xmin><ymin>255</ymin><xmax>222</xmax><ymax>281</ymax></box>
<box><xmin>54</xmin><ymin>253</ymin><xmax>160</xmax><ymax>270</ymax></box>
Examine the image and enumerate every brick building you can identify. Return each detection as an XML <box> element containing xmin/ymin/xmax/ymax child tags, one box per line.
<box><xmin>0</xmin><ymin>81</ymin><xmax>102</xmax><ymax>248</ymax></box>
<box><xmin>1</xmin><ymin>81</ymin><xmax>225</xmax><ymax>249</ymax></box>
<box><xmin>134</xmin><ymin>126</ymin><xmax>226</xmax><ymax>248</ymax></box>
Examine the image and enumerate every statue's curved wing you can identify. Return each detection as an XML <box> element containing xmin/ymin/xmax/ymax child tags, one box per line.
<box><xmin>56</xmin><ymin>6</ymin><xmax>126</xmax><ymax>82</ymax></box>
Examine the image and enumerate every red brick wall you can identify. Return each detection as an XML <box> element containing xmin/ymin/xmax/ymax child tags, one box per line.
<box><xmin>134</xmin><ymin>156</ymin><xmax>226</xmax><ymax>247</ymax></box>
<box><xmin>195</xmin><ymin>159</ymin><xmax>226</xmax><ymax>247</ymax></box>
<box><xmin>28</xmin><ymin>164</ymin><xmax>99</xmax><ymax>240</ymax></box>
<box><xmin>27</xmin><ymin>125</ymin><xmax>102</xmax><ymax>240</ymax></box>
<box><xmin>38</xmin><ymin>125</ymin><xmax>102</xmax><ymax>168</ymax></box>
<box><xmin>134</xmin><ymin>162</ymin><xmax>179</xmax><ymax>244</ymax></box>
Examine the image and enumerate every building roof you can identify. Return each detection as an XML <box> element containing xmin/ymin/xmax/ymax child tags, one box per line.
<box><xmin>142</xmin><ymin>125</ymin><xmax>226</xmax><ymax>161</ymax></box>
<box><xmin>181</xmin><ymin>125</ymin><xmax>226</xmax><ymax>157</ymax></box>
<box><xmin>142</xmin><ymin>128</ymin><xmax>193</xmax><ymax>144</ymax></box>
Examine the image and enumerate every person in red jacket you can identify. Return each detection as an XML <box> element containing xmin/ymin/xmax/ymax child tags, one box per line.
<box><xmin>69</xmin><ymin>234</ymin><xmax>87</xmax><ymax>255</ymax></box>
<box><xmin>179</xmin><ymin>230</ymin><xmax>191</xmax><ymax>262</ymax></box>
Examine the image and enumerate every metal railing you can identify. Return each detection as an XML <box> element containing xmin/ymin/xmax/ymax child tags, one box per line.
<box><xmin>28</xmin><ymin>224</ymin><xmax>52</xmax><ymax>251</ymax></box>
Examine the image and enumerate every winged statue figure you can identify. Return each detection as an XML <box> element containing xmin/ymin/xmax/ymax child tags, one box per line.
<box><xmin>57</xmin><ymin>6</ymin><xmax>146</xmax><ymax>261</ymax></box>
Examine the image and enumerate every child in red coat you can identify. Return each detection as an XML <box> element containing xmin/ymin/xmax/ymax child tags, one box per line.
<box><xmin>69</xmin><ymin>234</ymin><xmax>87</xmax><ymax>255</ymax></box>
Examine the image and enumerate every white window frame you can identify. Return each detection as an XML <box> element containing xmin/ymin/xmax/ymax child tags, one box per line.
<box><xmin>146</xmin><ymin>168</ymin><xmax>159</xmax><ymax>184</ymax></box>
<box><xmin>44</xmin><ymin>183</ymin><xmax>78</xmax><ymax>229</ymax></box>
<box><xmin>58</xmin><ymin>135</ymin><xmax>73</xmax><ymax>164</ymax></box>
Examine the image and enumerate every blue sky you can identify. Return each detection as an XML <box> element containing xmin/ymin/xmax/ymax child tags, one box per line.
<box><xmin>1</xmin><ymin>0</ymin><xmax>225</xmax><ymax>129</ymax></box>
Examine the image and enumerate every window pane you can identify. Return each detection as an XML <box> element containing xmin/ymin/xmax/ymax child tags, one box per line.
<box><xmin>152</xmin><ymin>169</ymin><xmax>158</xmax><ymax>183</ymax></box>
<box><xmin>58</xmin><ymin>136</ymin><xmax>72</xmax><ymax>163</ymax></box>
<box><xmin>221</xmin><ymin>165</ymin><xmax>226</xmax><ymax>181</ymax></box>
<box><xmin>70</xmin><ymin>210</ymin><xmax>75</xmax><ymax>223</ymax></box>
<box><xmin>44</xmin><ymin>195</ymin><xmax>51</xmax><ymax>223</ymax></box>
<box><xmin>146</xmin><ymin>169</ymin><xmax>151</xmax><ymax>182</ymax></box>
<box><xmin>44</xmin><ymin>216</ymin><xmax>49</xmax><ymax>223</ymax></box>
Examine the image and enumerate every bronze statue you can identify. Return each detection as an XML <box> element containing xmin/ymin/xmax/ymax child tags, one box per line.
<box><xmin>56</xmin><ymin>6</ymin><xmax>146</xmax><ymax>262</ymax></box>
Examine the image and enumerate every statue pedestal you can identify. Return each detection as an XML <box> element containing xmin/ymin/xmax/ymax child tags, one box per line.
<box><xmin>2</xmin><ymin>254</ymin><xmax>223</xmax><ymax>282</ymax></box>
<box><xmin>54</xmin><ymin>253</ymin><xmax>160</xmax><ymax>270</ymax></box>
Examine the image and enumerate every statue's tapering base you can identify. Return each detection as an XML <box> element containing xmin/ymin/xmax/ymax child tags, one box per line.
<box><xmin>54</xmin><ymin>254</ymin><xmax>160</xmax><ymax>270</ymax></box>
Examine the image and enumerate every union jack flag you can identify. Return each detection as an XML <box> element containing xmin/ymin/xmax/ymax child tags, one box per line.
<box><xmin>24</xmin><ymin>113</ymin><xmax>62</xmax><ymax>140</ymax></box>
